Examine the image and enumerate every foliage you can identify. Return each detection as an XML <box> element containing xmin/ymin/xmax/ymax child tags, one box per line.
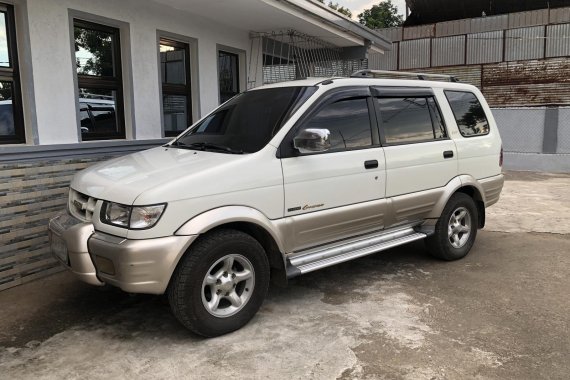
<box><xmin>316</xmin><ymin>0</ymin><xmax>353</xmax><ymax>18</ymax></box>
<box><xmin>74</xmin><ymin>26</ymin><xmax>114</xmax><ymax>77</ymax></box>
<box><xmin>357</xmin><ymin>0</ymin><xmax>404</xmax><ymax>29</ymax></box>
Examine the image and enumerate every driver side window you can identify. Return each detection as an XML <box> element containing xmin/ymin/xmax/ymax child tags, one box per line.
<box><xmin>304</xmin><ymin>97</ymin><xmax>372</xmax><ymax>151</ymax></box>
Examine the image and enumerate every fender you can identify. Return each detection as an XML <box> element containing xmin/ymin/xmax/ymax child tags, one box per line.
<box><xmin>174</xmin><ymin>206</ymin><xmax>287</xmax><ymax>253</ymax></box>
<box><xmin>427</xmin><ymin>175</ymin><xmax>485</xmax><ymax>220</ymax></box>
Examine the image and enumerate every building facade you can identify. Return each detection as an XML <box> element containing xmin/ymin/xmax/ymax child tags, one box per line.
<box><xmin>0</xmin><ymin>0</ymin><xmax>389</xmax><ymax>291</ymax></box>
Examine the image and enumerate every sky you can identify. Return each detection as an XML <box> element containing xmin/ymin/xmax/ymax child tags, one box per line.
<box><xmin>332</xmin><ymin>0</ymin><xmax>407</xmax><ymax>19</ymax></box>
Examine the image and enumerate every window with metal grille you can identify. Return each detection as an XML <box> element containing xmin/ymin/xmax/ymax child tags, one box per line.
<box><xmin>74</xmin><ymin>19</ymin><xmax>125</xmax><ymax>141</ymax></box>
<box><xmin>218</xmin><ymin>51</ymin><xmax>240</xmax><ymax>104</ymax></box>
<box><xmin>160</xmin><ymin>38</ymin><xmax>192</xmax><ymax>137</ymax></box>
<box><xmin>0</xmin><ymin>3</ymin><xmax>25</xmax><ymax>145</ymax></box>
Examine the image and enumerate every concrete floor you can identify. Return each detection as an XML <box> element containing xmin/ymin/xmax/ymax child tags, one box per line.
<box><xmin>1</xmin><ymin>172</ymin><xmax>569</xmax><ymax>380</ymax></box>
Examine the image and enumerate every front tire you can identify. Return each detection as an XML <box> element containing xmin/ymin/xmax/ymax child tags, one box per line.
<box><xmin>168</xmin><ymin>229</ymin><xmax>270</xmax><ymax>337</ymax></box>
<box><xmin>425</xmin><ymin>193</ymin><xmax>478</xmax><ymax>261</ymax></box>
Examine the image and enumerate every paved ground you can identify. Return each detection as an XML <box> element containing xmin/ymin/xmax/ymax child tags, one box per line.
<box><xmin>1</xmin><ymin>171</ymin><xmax>569</xmax><ymax>380</ymax></box>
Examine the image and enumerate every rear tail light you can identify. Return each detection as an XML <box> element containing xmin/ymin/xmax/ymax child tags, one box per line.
<box><xmin>499</xmin><ymin>146</ymin><xmax>503</xmax><ymax>167</ymax></box>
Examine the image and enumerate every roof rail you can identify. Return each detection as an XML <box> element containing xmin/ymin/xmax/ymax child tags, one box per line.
<box><xmin>351</xmin><ymin>69</ymin><xmax>459</xmax><ymax>83</ymax></box>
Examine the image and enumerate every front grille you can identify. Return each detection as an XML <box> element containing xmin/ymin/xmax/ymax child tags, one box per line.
<box><xmin>68</xmin><ymin>189</ymin><xmax>98</xmax><ymax>222</ymax></box>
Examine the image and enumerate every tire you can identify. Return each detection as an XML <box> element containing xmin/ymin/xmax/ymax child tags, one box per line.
<box><xmin>168</xmin><ymin>229</ymin><xmax>270</xmax><ymax>337</ymax></box>
<box><xmin>425</xmin><ymin>193</ymin><xmax>478</xmax><ymax>261</ymax></box>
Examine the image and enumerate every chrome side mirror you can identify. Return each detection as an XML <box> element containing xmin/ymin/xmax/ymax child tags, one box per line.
<box><xmin>293</xmin><ymin>128</ymin><xmax>331</xmax><ymax>154</ymax></box>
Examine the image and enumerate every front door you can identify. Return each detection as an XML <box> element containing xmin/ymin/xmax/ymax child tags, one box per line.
<box><xmin>281</xmin><ymin>92</ymin><xmax>387</xmax><ymax>252</ymax></box>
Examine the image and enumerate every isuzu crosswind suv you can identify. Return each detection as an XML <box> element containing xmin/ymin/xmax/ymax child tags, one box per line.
<box><xmin>49</xmin><ymin>71</ymin><xmax>504</xmax><ymax>337</ymax></box>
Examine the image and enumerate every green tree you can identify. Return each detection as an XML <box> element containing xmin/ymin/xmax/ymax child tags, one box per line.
<box><xmin>358</xmin><ymin>0</ymin><xmax>404</xmax><ymax>29</ymax></box>
<box><xmin>317</xmin><ymin>0</ymin><xmax>353</xmax><ymax>18</ymax></box>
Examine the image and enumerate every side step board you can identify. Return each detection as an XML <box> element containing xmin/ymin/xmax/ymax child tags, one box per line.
<box><xmin>286</xmin><ymin>227</ymin><xmax>427</xmax><ymax>278</ymax></box>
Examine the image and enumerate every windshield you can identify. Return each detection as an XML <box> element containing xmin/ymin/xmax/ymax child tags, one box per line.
<box><xmin>173</xmin><ymin>86</ymin><xmax>317</xmax><ymax>154</ymax></box>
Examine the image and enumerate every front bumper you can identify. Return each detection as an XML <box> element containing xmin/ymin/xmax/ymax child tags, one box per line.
<box><xmin>48</xmin><ymin>212</ymin><xmax>196</xmax><ymax>294</ymax></box>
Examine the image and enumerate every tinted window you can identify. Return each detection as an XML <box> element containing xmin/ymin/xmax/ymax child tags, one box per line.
<box><xmin>428</xmin><ymin>97</ymin><xmax>447</xmax><ymax>139</ymax></box>
<box><xmin>176</xmin><ymin>86</ymin><xmax>316</xmax><ymax>154</ymax></box>
<box><xmin>304</xmin><ymin>98</ymin><xmax>372</xmax><ymax>151</ymax></box>
<box><xmin>445</xmin><ymin>91</ymin><xmax>489</xmax><ymax>137</ymax></box>
<box><xmin>218</xmin><ymin>51</ymin><xmax>240</xmax><ymax>104</ymax></box>
<box><xmin>377</xmin><ymin>97</ymin><xmax>435</xmax><ymax>144</ymax></box>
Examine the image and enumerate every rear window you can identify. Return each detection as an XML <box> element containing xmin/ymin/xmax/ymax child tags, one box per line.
<box><xmin>445</xmin><ymin>91</ymin><xmax>490</xmax><ymax>137</ymax></box>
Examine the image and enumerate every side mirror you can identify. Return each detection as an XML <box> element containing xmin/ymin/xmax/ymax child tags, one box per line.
<box><xmin>293</xmin><ymin>128</ymin><xmax>331</xmax><ymax>154</ymax></box>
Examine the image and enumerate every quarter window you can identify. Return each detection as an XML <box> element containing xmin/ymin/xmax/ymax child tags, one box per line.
<box><xmin>160</xmin><ymin>38</ymin><xmax>192</xmax><ymax>137</ymax></box>
<box><xmin>218</xmin><ymin>50</ymin><xmax>240</xmax><ymax>104</ymax></box>
<box><xmin>304</xmin><ymin>98</ymin><xmax>372</xmax><ymax>151</ymax></box>
<box><xmin>0</xmin><ymin>4</ymin><xmax>24</xmax><ymax>144</ymax></box>
<box><xmin>377</xmin><ymin>97</ymin><xmax>446</xmax><ymax>144</ymax></box>
<box><xmin>74</xmin><ymin>20</ymin><xmax>124</xmax><ymax>140</ymax></box>
<box><xmin>445</xmin><ymin>91</ymin><xmax>490</xmax><ymax>137</ymax></box>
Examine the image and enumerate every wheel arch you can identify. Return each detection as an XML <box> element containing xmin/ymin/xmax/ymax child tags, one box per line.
<box><xmin>175</xmin><ymin>206</ymin><xmax>288</xmax><ymax>286</ymax></box>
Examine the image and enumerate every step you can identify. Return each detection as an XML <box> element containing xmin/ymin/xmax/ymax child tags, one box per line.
<box><xmin>286</xmin><ymin>226</ymin><xmax>427</xmax><ymax>277</ymax></box>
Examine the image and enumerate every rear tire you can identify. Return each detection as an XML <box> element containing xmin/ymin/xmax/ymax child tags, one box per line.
<box><xmin>425</xmin><ymin>193</ymin><xmax>478</xmax><ymax>261</ymax></box>
<box><xmin>168</xmin><ymin>229</ymin><xmax>270</xmax><ymax>337</ymax></box>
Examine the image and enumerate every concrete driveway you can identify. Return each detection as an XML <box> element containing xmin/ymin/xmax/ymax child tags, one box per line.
<box><xmin>1</xmin><ymin>172</ymin><xmax>569</xmax><ymax>380</ymax></box>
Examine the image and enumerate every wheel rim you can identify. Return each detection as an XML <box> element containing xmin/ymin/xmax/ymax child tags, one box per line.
<box><xmin>448</xmin><ymin>207</ymin><xmax>472</xmax><ymax>249</ymax></box>
<box><xmin>201</xmin><ymin>254</ymin><xmax>255</xmax><ymax>318</ymax></box>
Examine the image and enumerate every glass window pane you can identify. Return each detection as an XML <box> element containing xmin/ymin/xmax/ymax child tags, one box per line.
<box><xmin>0</xmin><ymin>12</ymin><xmax>10</xmax><ymax>68</ymax></box>
<box><xmin>306</xmin><ymin>98</ymin><xmax>372</xmax><ymax>150</ymax></box>
<box><xmin>378</xmin><ymin>97</ymin><xmax>435</xmax><ymax>144</ymax></box>
<box><xmin>445</xmin><ymin>91</ymin><xmax>490</xmax><ymax>137</ymax></box>
<box><xmin>0</xmin><ymin>80</ymin><xmax>14</xmax><ymax>137</ymax></box>
<box><xmin>78</xmin><ymin>88</ymin><xmax>119</xmax><ymax>137</ymax></box>
<box><xmin>160</xmin><ymin>42</ymin><xmax>186</xmax><ymax>85</ymax></box>
<box><xmin>74</xmin><ymin>24</ymin><xmax>116</xmax><ymax>77</ymax></box>
<box><xmin>218</xmin><ymin>51</ymin><xmax>239</xmax><ymax>103</ymax></box>
<box><xmin>163</xmin><ymin>95</ymin><xmax>188</xmax><ymax>134</ymax></box>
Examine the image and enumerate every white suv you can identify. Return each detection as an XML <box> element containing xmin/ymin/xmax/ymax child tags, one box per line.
<box><xmin>49</xmin><ymin>72</ymin><xmax>504</xmax><ymax>337</ymax></box>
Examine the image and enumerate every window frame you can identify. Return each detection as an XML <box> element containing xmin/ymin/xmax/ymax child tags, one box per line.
<box><xmin>159</xmin><ymin>37</ymin><xmax>192</xmax><ymax>137</ymax></box>
<box><xmin>278</xmin><ymin>87</ymin><xmax>380</xmax><ymax>158</ymax></box>
<box><xmin>373</xmin><ymin>90</ymin><xmax>449</xmax><ymax>147</ymax></box>
<box><xmin>74</xmin><ymin>18</ymin><xmax>125</xmax><ymax>141</ymax></box>
<box><xmin>217</xmin><ymin>50</ymin><xmax>240</xmax><ymax>104</ymax></box>
<box><xmin>0</xmin><ymin>3</ymin><xmax>25</xmax><ymax>145</ymax></box>
<box><xmin>444</xmin><ymin>90</ymin><xmax>490</xmax><ymax>138</ymax></box>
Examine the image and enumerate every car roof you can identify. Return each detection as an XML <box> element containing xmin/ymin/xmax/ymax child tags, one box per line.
<box><xmin>252</xmin><ymin>77</ymin><xmax>479</xmax><ymax>92</ymax></box>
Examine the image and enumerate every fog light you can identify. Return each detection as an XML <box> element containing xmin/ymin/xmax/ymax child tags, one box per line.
<box><xmin>94</xmin><ymin>256</ymin><xmax>116</xmax><ymax>275</ymax></box>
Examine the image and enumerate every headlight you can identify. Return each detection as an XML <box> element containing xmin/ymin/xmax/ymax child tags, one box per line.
<box><xmin>101</xmin><ymin>202</ymin><xmax>166</xmax><ymax>229</ymax></box>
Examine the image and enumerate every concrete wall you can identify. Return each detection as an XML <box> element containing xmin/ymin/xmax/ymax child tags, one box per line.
<box><xmin>20</xmin><ymin>0</ymin><xmax>251</xmax><ymax>145</ymax></box>
<box><xmin>493</xmin><ymin>107</ymin><xmax>570</xmax><ymax>173</ymax></box>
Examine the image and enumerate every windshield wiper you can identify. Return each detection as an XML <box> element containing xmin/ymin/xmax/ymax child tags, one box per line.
<box><xmin>185</xmin><ymin>142</ymin><xmax>244</xmax><ymax>154</ymax></box>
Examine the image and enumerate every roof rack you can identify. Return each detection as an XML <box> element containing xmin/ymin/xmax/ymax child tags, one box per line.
<box><xmin>351</xmin><ymin>69</ymin><xmax>459</xmax><ymax>83</ymax></box>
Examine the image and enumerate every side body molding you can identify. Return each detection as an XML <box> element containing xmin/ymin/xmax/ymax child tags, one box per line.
<box><xmin>175</xmin><ymin>206</ymin><xmax>287</xmax><ymax>253</ymax></box>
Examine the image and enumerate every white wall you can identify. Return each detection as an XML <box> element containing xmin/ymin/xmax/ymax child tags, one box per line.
<box><xmin>23</xmin><ymin>0</ymin><xmax>251</xmax><ymax>144</ymax></box>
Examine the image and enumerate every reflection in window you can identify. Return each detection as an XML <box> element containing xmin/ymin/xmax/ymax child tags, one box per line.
<box><xmin>160</xmin><ymin>38</ymin><xmax>192</xmax><ymax>136</ymax></box>
<box><xmin>74</xmin><ymin>19</ymin><xmax>124</xmax><ymax>140</ymax></box>
<box><xmin>378</xmin><ymin>97</ymin><xmax>435</xmax><ymax>144</ymax></box>
<box><xmin>74</xmin><ymin>24</ymin><xmax>115</xmax><ymax>77</ymax></box>
<box><xmin>78</xmin><ymin>89</ymin><xmax>117</xmax><ymax>135</ymax></box>
<box><xmin>218</xmin><ymin>51</ymin><xmax>239</xmax><ymax>104</ymax></box>
<box><xmin>0</xmin><ymin>4</ymin><xmax>24</xmax><ymax>144</ymax></box>
<box><xmin>445</xmin><ymin>91</ymin><xmax>490</xmax><ymax>137</ymax></box>
<box><xmin>305</xmin><ymin>98</ymin><xmax>372</xmax><ymax>150</ymax></box>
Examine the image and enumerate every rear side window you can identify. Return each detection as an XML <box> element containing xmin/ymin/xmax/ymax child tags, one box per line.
<box><xmin>304</xmin><ymin>98</ymin><xmax>372</xmax><ymax>150</ymax></box>
<box><xmin>445</xmin><ymin>91</ymin><xmax>490</xmax><ymax>137</ymax></box>
<box><xmin>376</xmin><ymin>97</ymin><xmax>447</xmax><ymax>144</ymax></box>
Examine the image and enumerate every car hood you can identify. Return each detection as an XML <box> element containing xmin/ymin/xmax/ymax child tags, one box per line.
<box><xmin>71</xmin><ymin>146</ymin><xmax>249</xmax><ymax>205</ymax></box>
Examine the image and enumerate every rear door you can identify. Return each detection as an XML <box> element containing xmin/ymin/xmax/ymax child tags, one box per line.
<box><xmin>280</xmin><ymin>87</ymin><xmax>387</xmax><ymax>252</ymax></box>
<box><xmin>372</xmin><ymin>87</ymin><xmax>458</xmax><ymax>226</ymax></box>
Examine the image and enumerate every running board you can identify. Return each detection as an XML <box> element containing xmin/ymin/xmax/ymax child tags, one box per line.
<box><xmin>286</xmin><ymin>227</ymin><xmax>427</xmax><ymax>278</ymax></box>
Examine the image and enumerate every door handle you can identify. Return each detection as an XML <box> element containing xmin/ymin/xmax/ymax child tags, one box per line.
<box><xmin>364</xmin><ymin>160</ymin><xmax>378</xmax><ymax>169</ymax></box>
<box><xmin>443</xmin><ymin>150</ymin><xmax>454</xmax><ymax>159</ymax></box>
